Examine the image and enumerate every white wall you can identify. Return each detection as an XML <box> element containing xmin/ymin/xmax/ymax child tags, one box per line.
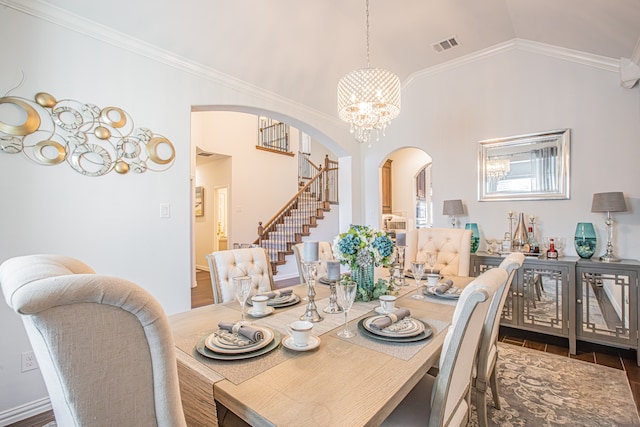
<box><xmin>364</xmin><ymin>45</ymin><xmax>640</xmax><ymax>259</ymax></box>
<box><xmin>0</xmin><ymin>5</ymin><xmax>355</xmax><ymax>420</ymax></box>
<box><xmin>194</xmin><ymin>156</ymin><xmax>231</xmax><ymax>269</ymax></box>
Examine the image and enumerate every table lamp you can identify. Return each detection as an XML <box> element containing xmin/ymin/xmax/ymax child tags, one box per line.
<box><xmin>443</xmin><ymin>199</ymin><xmax>464</xmax><ymax>228</ymax></box>
<box><xmin>591</xmin><ymin>192</ymin><xmax>627</xmax><ymax>262</ymax></box>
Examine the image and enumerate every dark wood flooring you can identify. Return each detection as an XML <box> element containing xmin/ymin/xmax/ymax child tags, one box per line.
<box><xmin>12</xmin><ymin>271</ymin><xmax>640</xmax><ymax>426</ymax></box>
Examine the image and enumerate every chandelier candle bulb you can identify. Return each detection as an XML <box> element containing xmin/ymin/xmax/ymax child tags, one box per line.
<box><xmin>327</xmin><ymin>260</ymin><xmax>340</xmax><ymax>281</ymax></box>
<box><xmin>396</xmin><ymin>232</ymin><xmax>406</xmax><ymax>247</ymax></box>
<box><xmin>303</xmin><ymin>241</ymin><xmax>319</xmax><ymax>263</ymax></box>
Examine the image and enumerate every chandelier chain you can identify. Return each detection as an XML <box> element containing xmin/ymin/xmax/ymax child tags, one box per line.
<box><xmin>365</xmin><ymin>0</ymin><xmax>370</xmax><ymax>68</ymax></box>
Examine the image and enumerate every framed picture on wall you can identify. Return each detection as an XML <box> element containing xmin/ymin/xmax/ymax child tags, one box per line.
<box><xmin>195</xmin><ymin>186</ymin><xmax>204</xmax><ymax>217</ymax></box>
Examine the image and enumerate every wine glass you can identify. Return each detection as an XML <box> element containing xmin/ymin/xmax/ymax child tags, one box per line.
<box><xmin>426</xmin><ymin>252</ymin><xmax>437</xmax><ymax>274</ymax></box>
<box><xmin>233</xmin><ymin>276</ymin><xmax>252</xmax><ymax>323</ymax></box>
<box><xmin>335</xmin><ymin>280</ymin><xmax>357</xmax><ymax>338</ymax></box>
<box><xmin>411</xmin><ymin>261</ymin><xmax>426</xmax><ymax>300</ymax></box>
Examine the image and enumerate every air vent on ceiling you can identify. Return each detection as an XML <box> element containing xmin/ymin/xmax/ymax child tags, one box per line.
<box><xmin>433</xmin><ymin>36</ymin><xmax>460</xmax><ymax>53</ymax></box>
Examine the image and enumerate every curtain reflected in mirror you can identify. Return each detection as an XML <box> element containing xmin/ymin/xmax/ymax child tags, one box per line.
<box><xmin>479</xmin><ymin>129</ymin><xmax>570</xmax><ymax>201</ymax></box>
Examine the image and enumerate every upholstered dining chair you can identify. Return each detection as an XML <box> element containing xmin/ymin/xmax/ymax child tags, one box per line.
<box><xmin>404</xmin><ymin>227</ymin><xmax>473</xmax><ymax>277</ymax></box>
<box><xmin>0</xmin><ymin>254</ymin><xmax>187</xmax><ymax>427</ymax></box>
<box><xmin>292</xmin><ymin>241</ymin><xmax>334</xmax><ymax>283</ymax></box>
<box><xmin>382</xmin><ymin>267</ymin><xmax>508</xmax><ymax>427</ymax></box>
<box><xmin>206</xmin><ymin>247</ymin><xmax>274</xmax><ymax>304</ymax></box>
<box><xmin>474</xmin><ymin>252</ymin><xmax>525</xmax><ymax>427</ymax></box>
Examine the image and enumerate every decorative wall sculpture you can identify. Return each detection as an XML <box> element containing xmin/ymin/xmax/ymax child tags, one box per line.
<box><xmin>0</xmin><ymin>92</ymin><xmax>175</xmax><ymax>176</ymax></box>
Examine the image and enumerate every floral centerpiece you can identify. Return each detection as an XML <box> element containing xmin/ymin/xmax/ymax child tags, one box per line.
<box><xmin>332</xmin><ymin>224</ymin><xmax>396</xmax><ymax>301</ymax></box>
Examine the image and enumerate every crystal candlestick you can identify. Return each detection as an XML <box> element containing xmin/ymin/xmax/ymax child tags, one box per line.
<box><xmin>300</xmin><ymin>261</ymin><xmax>323</xmax><ymax>322</ymax></box>
<box><xmin>324</xmin><ymin>260</ymin><xmax>343</xmax><ymax>314</ymax></box>
<box><xmin>394</xmin><ymin>246</ymin><xmax>407</xmax><ymax>287</ymax></box>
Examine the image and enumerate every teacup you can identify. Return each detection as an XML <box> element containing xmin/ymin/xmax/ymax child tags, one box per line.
<box><xmin>426</xmin><ymin>274</ymin><xmax>440</xmax><ymax>286</ymax></box>
<box><xmin>251</xmin><ymin>295</ymin><xmax>269</xmax><ymax>314</ymax></box>
<box><xmin>379</xmin><ymin>295</ymin><xmax>397</xmax><ymax>313</ymax></box>
<box><xmin>286</xmin><ymin>320</ymin><xmax>314</xmax><ymax>347</ymax></box>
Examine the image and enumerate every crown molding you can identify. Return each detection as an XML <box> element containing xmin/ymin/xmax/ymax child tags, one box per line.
<box><xmin>404</xmin><ymin>38</ymin><xmax>620</xmax><ymax>90</ymax></box>
<box><xmin>0</xmin><ymin>0</ymin><xmax>339</xmax><ymax>124</ymax></box>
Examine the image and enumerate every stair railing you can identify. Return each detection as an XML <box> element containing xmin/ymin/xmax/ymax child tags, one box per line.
<box><xmin>253</xmin><ymin>157</ymin><xmax>338</xmax><ymax>272</ymax></box>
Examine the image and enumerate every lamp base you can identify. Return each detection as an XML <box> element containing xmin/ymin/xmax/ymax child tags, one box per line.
<box><xmin>599</xmin><ymin>254</ymin><xmax>622</xmax><ymax>263</ymax></box>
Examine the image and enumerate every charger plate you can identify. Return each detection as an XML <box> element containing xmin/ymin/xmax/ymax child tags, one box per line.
<box><xmin>363</xmin><ymin>315</ymin><xmax>425</xmax><ymax>337</ymax></box>
<box><xmin>357</xmin><ymin>318</ymin><xmax>432</xmax><ymax>343</ymax></box>
<box><xmin>196</xmin><ymin>330</ymin><xmax>281</xmax><ymax>361</ymax></box>
<box><xmin>247</xmin><ymin>293</ymin><xmax>300</xmax><ymax>308</ymax></box>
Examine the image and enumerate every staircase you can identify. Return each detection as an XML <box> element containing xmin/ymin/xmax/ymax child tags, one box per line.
<box><xmin>253</xmin><ymin>155</ymin><xmax>338</xmax><ymax>273</ymax></box>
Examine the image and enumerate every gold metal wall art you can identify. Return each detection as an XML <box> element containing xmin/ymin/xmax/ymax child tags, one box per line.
<box><xmin>0</xmin><ymin>92</ymin><xmax>175</xmax><ymax>176</ymax></box>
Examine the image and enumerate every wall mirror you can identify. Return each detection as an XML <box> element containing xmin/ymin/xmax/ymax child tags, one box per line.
<box><xmin>478</xmin><ymin>129</ymin><xmax>570</xmax><ymax>201</ymax></box>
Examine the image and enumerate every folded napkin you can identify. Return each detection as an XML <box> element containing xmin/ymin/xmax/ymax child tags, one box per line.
<box><xmin>260</xmin><ymin>289</ymin><xmax>293</xmax><ymax>299</ymax></box>
<box><xmin>370</xmin><ymin>308</ymin><xmax>411</xmax><ymax>330</ymax></box>
<box><xmin>218</xmin><ymin>321</ymin><xmax>264</xmax><ymax>342</ymax></box>
<box><xmin>434</xmin><ymin>280</ymin><xmax>454</xmax><ymax>294</ymax></box>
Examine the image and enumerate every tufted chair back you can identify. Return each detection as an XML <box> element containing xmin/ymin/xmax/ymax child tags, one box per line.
<box><xmin>292</xmin><ymin>242</ymin><xmax>334</xmax><ymax>283</ymax></box>
<box><xmin>404</xmin><ymin>227</ymin><xmax>473</xmax><ymax>277</ymax></box>
<box><xmin>207</xmin><ymin>247</ymin><xmax>275</xmax><ymax>304</ymax></box>
<box><xmin>0</xmin><ymin>254</ymin><xmax>186</xmax><ymax>427</ymax></box>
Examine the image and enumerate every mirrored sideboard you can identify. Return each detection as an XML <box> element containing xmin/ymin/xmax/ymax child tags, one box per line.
<box><xmin>471</xmin><ymin>253</ymin><xmax>640</xmax><ymax>365</ymax></box>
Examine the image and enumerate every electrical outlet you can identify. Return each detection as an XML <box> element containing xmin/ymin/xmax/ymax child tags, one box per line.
<box><xmin>21</xmin><ymin>351</ymin><xmax>38</xmax><ymax>372</ymax></box>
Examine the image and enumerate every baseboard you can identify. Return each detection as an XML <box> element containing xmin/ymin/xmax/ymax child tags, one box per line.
<box><xmin>196</xmin><ymin>264</ymin><xmax>209</xmax><ymax>272</ymax></box>
<box><xmin>0</xmin><ymin>397</ymin><xmax>52</xmax><ymax>426</ymax></box>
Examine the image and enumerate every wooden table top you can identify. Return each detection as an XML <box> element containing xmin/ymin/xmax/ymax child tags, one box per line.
<box><xmin>170</xmin><ymin>277</ymin><xmax>471</xmax><ymax>427</ymax></box>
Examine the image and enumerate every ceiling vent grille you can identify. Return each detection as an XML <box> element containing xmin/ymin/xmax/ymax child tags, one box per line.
<box><xmin>433</xmin><ymin>36</ymin><xmax>460</xmax><ymax>53</ymax></box>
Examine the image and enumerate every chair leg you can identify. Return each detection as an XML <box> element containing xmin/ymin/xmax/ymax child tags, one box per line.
<box><xmin>489</xmin><ymin>364</ymin><xmax>501</xmax><ymax>410</ymax></box>
<box><xmin>474</xmin><ymin>380</ymin><xmax>489</xmax><ymax>427</ymax></box>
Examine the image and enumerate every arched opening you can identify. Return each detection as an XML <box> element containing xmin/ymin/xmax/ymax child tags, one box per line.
<box><xmin>379</xmin><ymin>147</ymin><xmax>433</xmax><ymax>235</ymax></box>
<box><xmin>190</xmin><ymin>106</ymin><xmax>349</xmax><ymax>289</ymax></box>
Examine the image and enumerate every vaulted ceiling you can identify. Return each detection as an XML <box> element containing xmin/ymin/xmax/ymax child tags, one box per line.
<box><xmin>40</xmin><ymin>0</ymin><xmax>640</xmax><ymax>118</ymax></box>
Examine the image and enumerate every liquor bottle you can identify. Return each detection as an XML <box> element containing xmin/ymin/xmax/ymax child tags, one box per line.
<box><xmin>512</xmin><ymin>212</ymin><xmax>528</xmax><ymax>252</ymax></box>
<box><xmin>547</xmin><ymin>238</ymin><xmax>558</xmax><ymax>259</ymax></box>
<box><xmin>527</xmin><ymin>226</ymin><xmax>540</xmax><ymax>253</ymax></box>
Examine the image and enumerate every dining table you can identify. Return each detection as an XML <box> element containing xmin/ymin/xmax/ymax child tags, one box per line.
<box><xmin>169</xmin><ymin>272</ymin><xmax>474</xmax><ymax>427</ymax></box>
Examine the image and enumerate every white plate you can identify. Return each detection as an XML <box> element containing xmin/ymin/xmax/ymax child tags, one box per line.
<box><xmin>206</xmin><ymin>327</ymin><xmax>274</xmax><ymax>354</ymax></box>
<box><xmin>424</xmin><ymin>285</ymin><xmax>462</xmax><ymax>299</ymax></box>
<box><xmin>247</xmin><ymin>306</ymin><xmax>274</xmax><ymax>318</ymax></box>
<box><xmin>363</xmin><ymin>316</ymin><xmax>425</xmax><ymax>337</ymax></box>
<box><xmin>282</xmin><ymin>335</ymin><xmax>321</xmax><ymax>351</ymax></box>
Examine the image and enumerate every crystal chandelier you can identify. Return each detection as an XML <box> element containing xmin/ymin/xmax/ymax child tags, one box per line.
<box><xmin>486</xmin><ymin>158</ymin><xmax>511</xmax><ymax>180</ymax></box>
<box><xmin>337</xmin><ymin>0</ymin><xmax>401</xmax><ymax>146</ymax></box>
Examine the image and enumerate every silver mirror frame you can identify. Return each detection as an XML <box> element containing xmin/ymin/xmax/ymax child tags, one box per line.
<box><xmin>478</xmin><ymin>129</ymin><xmax>570</xmax><ymax>201</ymax></box>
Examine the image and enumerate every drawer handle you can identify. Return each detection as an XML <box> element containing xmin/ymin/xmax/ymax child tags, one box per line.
<box><xmin>576</xmin><ymin>299</ymin><xmax>582</xmax><ymax>304</ymax></box>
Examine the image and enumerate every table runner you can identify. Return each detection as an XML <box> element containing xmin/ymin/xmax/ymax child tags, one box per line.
<box><xmin>178</xmin><ymin>290</ymin><xmax>441</xmax><ymax>385</ymax></box>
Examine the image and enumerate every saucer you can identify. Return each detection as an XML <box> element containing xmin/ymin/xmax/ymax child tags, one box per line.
<box><xmin>247</xmin><ymin>306</ymin><xmax>275</xmax><ymax>318</ymax></box>
<box><xmin>282</xmin><ymin>335</ymin><xmax>321</xmax><ymax>351</ymax></box>
<box><xmin>375</xmin><ymin>306</ymin><xmax>394</xmax><ymax>315</ymax></box>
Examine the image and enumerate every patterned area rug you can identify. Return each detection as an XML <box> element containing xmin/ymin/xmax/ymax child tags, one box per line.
<box><xmin>469</xmin><ymin>343</ymin><xmax>640</xmax><ymax>426</ymax></box>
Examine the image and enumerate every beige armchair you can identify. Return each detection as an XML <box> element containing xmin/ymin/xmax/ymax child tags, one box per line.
<box><xmin>206</xmin><ymin>247</ymin><xmax>274</xmax><ymax>304</ymax></box>
<box><xmin>0</xmin><ymin>254</ymin><xmax>186</xmax><ymax>427</ymax></box>
<box><xmin>292</xmin><ymin>242</ymin><xmax>335</xmax><ymax>283</ymax></box>
<box><xmin>404</xmin><ymin>227</ymin><xmax>472</xmax><ymax>277</ymax></box>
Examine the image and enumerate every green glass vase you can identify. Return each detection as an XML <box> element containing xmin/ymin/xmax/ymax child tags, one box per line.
<box><xmin>351</xmin><ymin>264</ymin><xmax>375</xmax><ymax>301</ymax></box>
<box><xmin>465</xmin><ymin>223</ymin><xmax>480</xmax><ymax>253</ymax></box>
<box><xmin>574</xmin><ymin>222</ymin><xmax>597</xmax><ymax>259</ymax></box>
